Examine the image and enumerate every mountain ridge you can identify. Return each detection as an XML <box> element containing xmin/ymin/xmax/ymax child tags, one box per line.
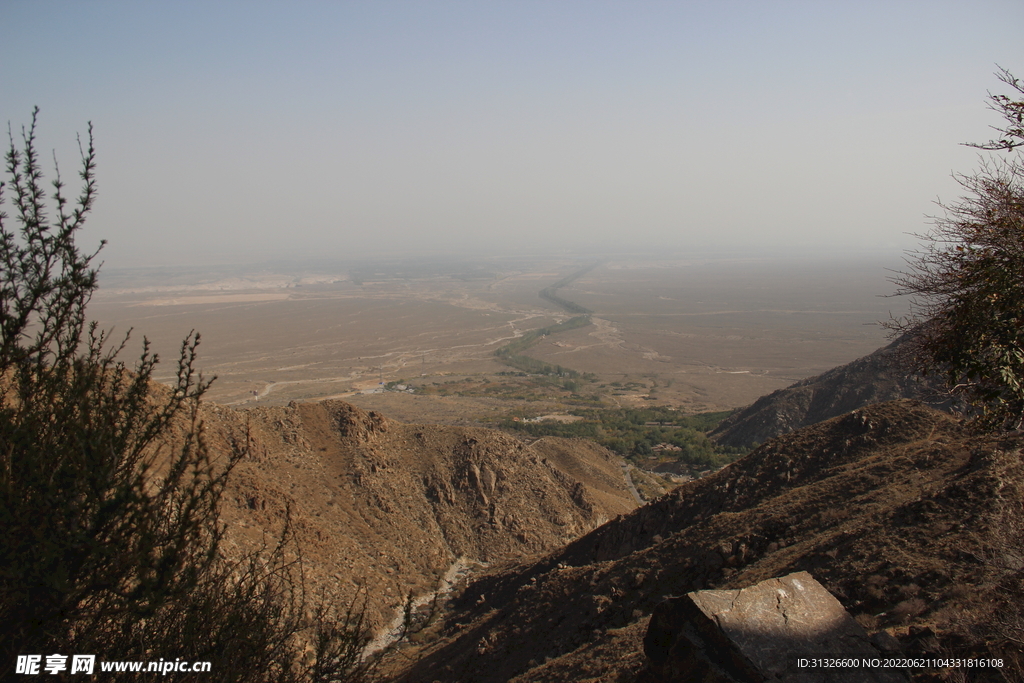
<box><xmin>709</xmin><ymin>336</ymin><xmax>948</xmax><ymax>450</ymax></box>
<box><xmin>384</xmin><ymin>399</ymin><xmax>1024</xmax><ymax>682</ymax></box>
<box><xmin>187</xmin><ymin>398</ymin><xmax>639</xmax><ymax>630</ymax></box>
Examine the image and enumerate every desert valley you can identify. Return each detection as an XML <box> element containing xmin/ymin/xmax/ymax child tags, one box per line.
<box><xmin>73</xmin><ymin>253</ymin><xmax>1024</xmax><ymax>681</ymax></box>
<box><xmin>90</xmin><ymin>253</ymin><xmax>896</xmax><ymax>419</ymax></box>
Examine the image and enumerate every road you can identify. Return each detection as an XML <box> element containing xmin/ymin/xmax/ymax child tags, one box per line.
<box><xmin>620</xmin><ymin>462</ymin><xmax>644</xmax><ymax>505</ymax></box>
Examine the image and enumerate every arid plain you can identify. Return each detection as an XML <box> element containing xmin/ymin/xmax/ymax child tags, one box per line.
<box><xmin>89</xmin><ymin>253</ymin><xmax>904</xmax><ymax>424</ymax></box>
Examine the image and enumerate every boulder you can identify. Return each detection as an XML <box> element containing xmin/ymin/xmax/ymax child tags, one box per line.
<box><xmin>641</xmin><ymin>571</ymin><xmax>908</xmax><ymax>683</ymax></box>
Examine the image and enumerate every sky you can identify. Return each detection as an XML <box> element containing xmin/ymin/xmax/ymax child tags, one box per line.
<box><xmin>2</xmin><ymin>1</ymin><xmax>1023</xmax><ymax>268</ymax></box>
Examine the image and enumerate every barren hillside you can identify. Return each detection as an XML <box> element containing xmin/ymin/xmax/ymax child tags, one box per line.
<box><xmin>386</xmin><ymin>400</ymin><xmax>1024</xmax><ymax>682</ymax></box>
<box><xmin>190</xmin><ymin>399</ymin><xmax>637</xmax><ymax>629</ymax></box>
<box><xmin>710</xmin><ymin>337</ymin><xmax>947</xmax><ymax>450</ymax></box>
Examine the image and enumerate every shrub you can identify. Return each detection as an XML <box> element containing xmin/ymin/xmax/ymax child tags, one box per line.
<box><xmin>0</xmin><ymin>110</ymin><xmax>372</xmax><ymax>681</ymax></box>
<box><xmin>888</xmin><ymin>68</ymin><xmax>1024</xmax><ymax>431</ymax></box>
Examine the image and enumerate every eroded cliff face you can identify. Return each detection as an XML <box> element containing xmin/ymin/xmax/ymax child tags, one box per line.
<box><xmin>189</xmin><ymin>399</ymin><xmax>637</xmax><ymax>628</ymax></box>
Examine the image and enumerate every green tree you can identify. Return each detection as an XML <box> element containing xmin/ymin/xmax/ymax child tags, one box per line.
<box><xmin>0</xmin><ymin>110</ymin><xmax>372</xmax><ymax>681</ymax></box>
<box><xmin>887</xmin><ymin>68</ymin><xmax>1024</xmax><ymax>431</ymax></box>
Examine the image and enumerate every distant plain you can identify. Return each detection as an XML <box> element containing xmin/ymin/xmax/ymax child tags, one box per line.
<box><xmin>89</xmin><ymin>253</ymin><xmax>906</xmax><ymax>425</ymax></box>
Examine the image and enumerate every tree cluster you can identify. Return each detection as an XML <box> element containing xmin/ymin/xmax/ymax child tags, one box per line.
<box><xmin>500</xmin><ymin>407</ymin><xmax>741</xmax><ymax>467</ymax></box>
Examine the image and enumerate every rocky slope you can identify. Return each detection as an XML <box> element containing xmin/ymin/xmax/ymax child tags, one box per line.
<box><xmin>190</xmin><ymin>399</ymin><xmax>637</xmax><ymax>629</ymax></box>
<box><xmin>385</xmin><ymin>400</ymin><xmax>1024</xmax><ymax>682</ymax></box>
<box><xmin>709</xmin><ymin>337</ymin><xmax>947</xmax><ymax>450</ymax></box>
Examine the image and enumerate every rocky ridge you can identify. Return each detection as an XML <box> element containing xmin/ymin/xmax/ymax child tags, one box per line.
<box><xmin>710</xmin><ymin>337</ymin><xmax>947</xmax><ymax>450</ymax></box>
<box><xmin>188</xmin><ymin>399</ymin><xmax>637</xmax><ymax>629</ymax></box>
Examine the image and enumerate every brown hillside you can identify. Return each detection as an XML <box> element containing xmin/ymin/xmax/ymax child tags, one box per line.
<box><xmin>191</xmin><ymin>399</ymin><xmax>637</xmax><ymax>629</ymax></box>
<box><xmin>386</xmin><ymin>400</ymin><xmax>1024</xmax><ymax>682</ymax></box>
<box><xmin>710</xmin><ymin>337</ymin><xmax>947</xmax><ymax>450</ymax></box>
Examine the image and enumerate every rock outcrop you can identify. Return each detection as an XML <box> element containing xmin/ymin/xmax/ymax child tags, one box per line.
<box><xmin>640</xmin><ymin>572</ymin><xmax>908</xmax><ymax>683</ymax></box>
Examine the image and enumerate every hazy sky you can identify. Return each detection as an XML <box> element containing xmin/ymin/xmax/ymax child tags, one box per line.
<box><xmin>3</xmin><ymin>1</ymin><xmax>1022</xmax><ymax>267</ymax></box>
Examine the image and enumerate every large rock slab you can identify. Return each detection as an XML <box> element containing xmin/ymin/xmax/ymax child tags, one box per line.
<box><xmin>641</xmin><ymin>571</ymin><xmax>908</xmax><ymax>683</ymax></box>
